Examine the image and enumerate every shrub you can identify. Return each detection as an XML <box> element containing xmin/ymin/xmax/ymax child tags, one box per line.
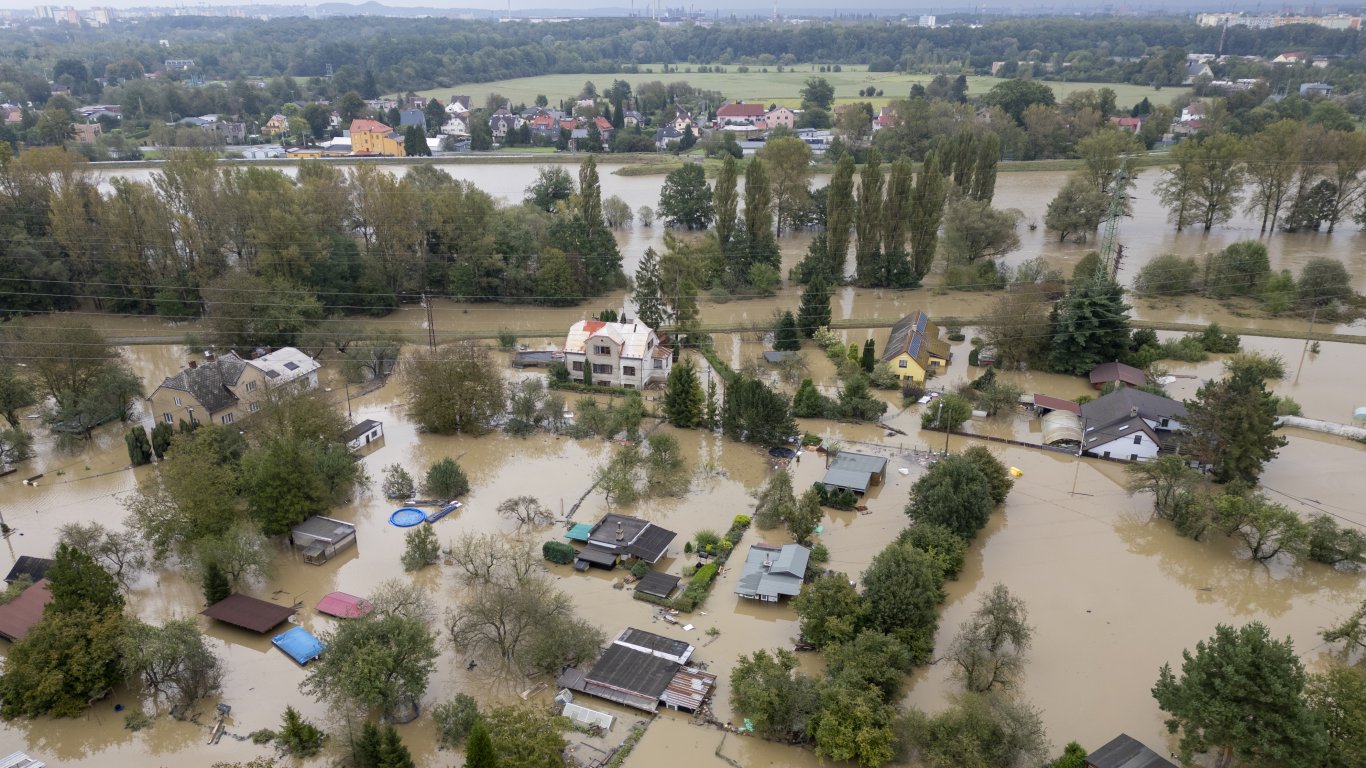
<box><xmin>1224</xmin><ymin>351</ymin><xmax>1285</xmax><ymax>381</ymax></box>
<box><xmin>432</xmin><ymin>693</ymin><xmax>480</xmax><ymax>749</ymax></box>
<box><xmin>694</xmin><ymin>529</ymin><xmax>722</xmax><ymax>555</ymax></box>
<box><xmin>675</xmin><ymin>563</ymin><xmax>719</xmax><ymax>611</ymax></box>
<box><xmin>1197</xmin><ymin>323</ymin><xmax>1240</xmax><ymax>354</ymax></box>
<box><xmin>630</xmin><ymin>560</ymin><xmax>650</xmax><ymax>579</ymax></box>
<box><xmin>1159</xmin><ymin>335</ymin><xmax>1209</xmax><ymax>362</ymax></box>
<box><xmin>277</xmin><ymin>706</ymin><xmax>324</xmax><ymax>758</ymax></box>
<box><xmin>548</xmin><ymin>362</ymin><xmax>570</xmax><ymax>384</ymax></box>
<box><xmin>382</xmin><ymin>464</ymin><xmax>416</xmax><ymax>499</ymax></box>
<box><xmin>732</xmin><ymin>514</ymin><xmax>752</xmax><ymax>529</ymax></box>
<box><xmin>1134</xmin><ymin>254</ymin><xmax>1199</xmax><ymax>296</ymax></box>
<box><xmin>249</xmin><ymin>729</ymin><xmax>277</xmax><ymax>745</ymax></box>
<box><xmin>425</xmin><ymin>458</ymin><xmax>470</xmax><ymax>499</ymax></box>
<box><xmin>401</xmin><ymin>525</ymin><xmax>441</xmax><ymax>572</ymax></box>
<box><xmin>543</xmin><ymin>541</ymin><xmax>576</xmax><ymax>565</ymax></box>
<box><xmin>497</xmin><ymin>329</ymin><xmax>518</xmax><ymax>350</ymax></box>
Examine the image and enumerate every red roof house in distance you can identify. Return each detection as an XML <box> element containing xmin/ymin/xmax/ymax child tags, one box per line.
<box><xmin>1110</xmin><ymin>116</ymin><xmax>1143</xmax><ymax>134</ymax></box>
<box><xmin>716</xmin><ymin>101</ymin><xmax>767</xmax><ymax>125</ymax></box>
<box><xmin>1088</xmin><ymin>361</ymin><xmax>1147</xmax><ymax>390</ymax></box>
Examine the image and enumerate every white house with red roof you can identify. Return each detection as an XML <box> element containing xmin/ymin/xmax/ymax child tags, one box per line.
<box><xmin>715</xmin><ymin>101</ymin><xmax>767</xmax><ymax>126</ymax></box>
<box><xmin>563</xmin><ymin>320</ymin><xmax>672</xmax><ymax>389</ymax></box>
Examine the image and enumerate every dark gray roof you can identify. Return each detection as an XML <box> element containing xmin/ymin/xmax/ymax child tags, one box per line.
<box><xmin>628</xmin><ymin>525</ymin><xmax>676</xmax><ymax>562</ymax></box>
<box><xmin>822</xmin><ymin>467</ymin><xmax>872</xmax><ymax>493</ymax></box>
<box><xmin>882</xmin><ymin>311</ymin><xmax>928</xmax><ymax>362</ymax></box>
<box><xmin>342</xmin><ymin>419</ymin><xmax>382</xmax><ymax>442</ymax></box>
<box><xmin>4</xmin><ymin>556</ymin><xmax>53</xmax><ymax>584</ymax></box>
<box><xmin>635</xmin><ymin>571</ymin><xmax>680</xmax><ymax>598</ymax></box>
<box><xmin>828</xmin><ymin>451</ymin><xmax>888</xmax><ymax>475</ymax></box>
<box><xmin>735</xmin><ymin>544</ymin><xmax>809</xmax><ymax>599</ymax></box>
<box><xmin>762</xmin><ymin>351</ymin><xmax>799</xmax><ymax>364</ymax></box>
<box><xmin>575</xmin><ymin>546</ymin><xmax>618</xmax><ymax>567</ymax></box>
<box><xmin>290</xmin><ymin>516</ymin><xmax>355</xmax><ymax>544</ymax></box>
<box><xmin>618</xmin><ymin>628</ymin><xmax>691</xmax><ymax>659</ymax></box>
<box><xmin>587</xmin><ymin>514</ymin><xmax>676</xmax><ymax>563</ymax></box>
<box><xmin>158</xmin><ymin>353</ymin><xmax>247</xmax><ymax>415</ymax></box>
<box><xmin>1086</xmin><ymin>734</ymin><xmax>1178</xmax><ymax>768</ymax></box>
<box><xmin>1080</xmin><ymin>388</ymin><xmax>1188</xmax><ymax>428</ymax></box>
<box><xmin>1083</xmin><ymin>415</ymin><xmax>1159</xmax><ymax>450</ymax></box>
<box><xmin>585</xmin><ymin>643</ymin><xmax>678</xmax><ymax>699</ymax></box>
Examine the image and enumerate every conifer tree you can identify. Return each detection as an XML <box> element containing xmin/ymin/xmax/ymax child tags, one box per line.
<box><xmin>464</xmin><ymin>720</ymin><xmax>497</xmax><ymax>768</ymax></box>
<box><xmin>663</xmin><ymin>358</ymin><xmax>705</xmax><ymax>428</ymax></box>
<box><xmin>704</xmin><ymin>376</ymin><xmax>719</xmax><ymax>429</ymax></box>
<box><xmin>378</xmin><ymin>724</ymin><xmax>416</xmax><ymax>768</ymax></box>
<box><xmin>1047</xmin><ymin>275</ymin><xmax>1132</xmax><ymax>375</ymax></box>
<box><xmin>797</xmin><ymin>274</ymin><xmax>832</xmax><ymax>338</ymax></box>
<box><xmin>713</xmin><ymin>154</ymin><xmax>739</xmax><ymax>248</ymax></box>
<box><xmin>854</xmin><ymin>148</ymin><xmax>884</xmax><ymax>286</ymax></box>
<box><xmin>774</xmin><ymin>311</ymin><xmax>801</xmax><ymax>352</ymax></box>
<box><xmin>910</xmin><ymin>152</ymin><xmax>946</xmax><ymax>279</ymax></box>
<box><xmin>633</xmin><ymin>247</ymin><xmax>669</xmax><ymax>330</ymax></box>
<box><xmin>202</xmin><ymin>561</ymin><xmax>231</xmax><ymax>606</ymax></box>
<box><xmin>354</xmin><ymin>721</ymin><xmax>383</xmax><ymax>768</ymax></box>
<box><xmin>861</xmin><ymin>339</ymin><xmax>876</xmax><ymax>372</ymax></box>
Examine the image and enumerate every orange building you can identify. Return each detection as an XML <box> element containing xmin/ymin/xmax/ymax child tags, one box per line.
<box><xmin>349</xmin><ymin>118</ymin><xmax>405</xmax><ymax>156</ymax></box>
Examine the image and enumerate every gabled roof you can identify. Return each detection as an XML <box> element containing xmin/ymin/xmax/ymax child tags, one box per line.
<box><xmin>635</xmin><ymin>571</ymin><xmax>681</xmax><ymax>598</ymax></box>
<box><xmin>0</xmin><ymin>579</ymin><xmax>51</xmax><ymax>642</ymax></box>
<box><xmin>4</xmin><ymin>556</ymin><xmax>54</xmax><ymax>584</ymax></box>
<box><xmin>736</xmin><ymin>544</ymin><xmax>809</xmax><ymax>600</ymax></box>
<box><xmin>1085</xmin><ymin>733</ymin><xmax>1178</xmax><ymax>768</ymax></box>
<box><xmin>881</xmin><ymin>311</ymin><xmax>948</xmax><ymax>365</ymax></box>
<box><xmin>1089</xmin><ymin>361</ymin><xmax>1146</xmax><ymax>387</ymax></box>
<box><xmin>828</xmin><ymin>451</ymin><xmax>888</xmax><ymax>475</ymax></box>
<box><xmin>617</xmin><ymin>627</ymin><xmax>692</xmax><ymax>661</ymax></box>
<box><xmin>291</xmin><ymin>515</ymin><xmax>355</xmax><ymax>544</ymax></box>
<box><xmin>564</xmin><ymin>320</ymin><xmax>660</xmax><ymax>359</ymax></box>
<box><xmin>1033</xmin><ymin>394</ymin><xmax>1081</xmax><ymax>415</ymax></box>
<box><xmin>316</xmin><ymin>592</ymin><xmax>374</xmax><ymax>619</ymax></box>
<box><xmin>1084</xmin><ymin>414</ymin><xmax>1160</xmax><ymax>449</ymax></box>
<box><xmin>1080</xmin><ymin>388</ymin><xmax>1188</xmax><ymax>427</ymax></box>
<box><xmin>157</xmin><ymin>353</ymin><xmax>248</xmax><ymax>415</ymax></box>
<box><xmin>349</xmin><ymin>118</ymin><xmax>392</xmax><ymax>134</ymax></box>
<box><xmin>584</xmin><ymin>643</ymin><xmax>678</xmax><ymax>700</ymax></box>
<box><xmin>342</xmin><ymin>419</ymin><xmax>383</xmax><ymax>442</ymax></box>
<box><xmin>717</xmin><ymin>101</ymin><xmax>766</xmax><ymax>118</ymax></box>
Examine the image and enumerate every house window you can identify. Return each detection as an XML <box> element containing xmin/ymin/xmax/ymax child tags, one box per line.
<box><xmin>1160</xmin><ymin>418</ymin><xmax>1169</xmax><ymax>427</ymax></box>
<box><xmin>1133</xmin><ymin>435</ymin><xmax>1142</xmax><ymax>445</ymax></box>
<box><xmin>623</xmin><ymin>366</ymin><xmax>636</xmax><ymax>376</ymax></box>
<box><xmin>163</xmin><ymin>413</ymin><xmax>174</xmax><ymax>424</ymax></box>
<box><xmin>594</xmin><ymin>345</ymin><xmax>611</xmax><ymax>356</ymax></box>
<box><xmin>245</xmin><ymin>380</ymin><xmax>257</xmax><ymax>392</ymax></box>
<box><xmin>221</xmin><ymin>413</ymin><xmax>234</xmax><ymax>424</ymax></box>
<box><xmin>571</xmin><ymin>361</ymin><xmax>583</xmax><ymax>372</ymax></box>
<box><xmin>592</xmin><ymin>363</ymin><xmax>613</xmax><ymax>375</ymax></box>
<box><xmin>250</xmin><ymin>402</ymin><xmax>260</xmax><ymax>413</ymax></box>
<box><xmin>174</xmin><ymin>396</ymin><xmax>183</xmax><ymax>406</ymax></box>
<box><xmin>653</xmin><ymin>359</ymin><xmax>663</xmax><ymax>369</ymax></box>
<box><xmin>624</xmin><ymin>383</ymin><xmax>635</xmax><ymax>389</ymax></box>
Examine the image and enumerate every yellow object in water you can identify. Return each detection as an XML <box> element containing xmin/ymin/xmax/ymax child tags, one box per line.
<box><xmin>1009</xmin><ymin>467</ymin><xmax>1023</xmax><ymax>478</ymax></box>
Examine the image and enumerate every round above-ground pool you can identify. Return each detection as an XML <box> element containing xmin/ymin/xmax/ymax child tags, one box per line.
<box><xmin>389</xmin><ymin>507</ymin><xmax>425</xmax><ymax>527</ymax></box>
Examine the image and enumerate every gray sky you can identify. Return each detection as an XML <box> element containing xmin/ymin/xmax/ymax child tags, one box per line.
<box><xmin>0</xmin><ymin>1</ymin><xmax>1207</xmax><ymax>14</ymax></box>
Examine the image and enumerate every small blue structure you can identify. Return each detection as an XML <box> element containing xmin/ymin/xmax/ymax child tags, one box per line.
<box><xmin>389</xmin><ymin>507</ymin><xmax>425</xmax><ymax>527</ymax></box>
<box><xmin>272</xmin><ymin>626</ymin><xmax>325</xmax><ymax>666</ymax></box>
<box><xmin>565</xmin><ymin>523</ymin><xmax>593</xmax><ymax>541</ymax></box>
<box><xmin>425</xmin><ymin>500</ymin><xmax>462</xmax><ymax>523</ymax></box>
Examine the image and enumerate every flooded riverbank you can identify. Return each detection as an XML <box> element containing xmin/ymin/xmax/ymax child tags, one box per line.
<box><xmin>1</xmin><ymin>337</ymin><xmax>1362</xmax><ymax>766</ymax></box>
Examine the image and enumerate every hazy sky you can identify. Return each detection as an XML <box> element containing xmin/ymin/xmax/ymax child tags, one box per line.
<box><xmin>2</xmin><ymin>1</ymin><xmax>1194</xmax><ymax>14</ymax></box>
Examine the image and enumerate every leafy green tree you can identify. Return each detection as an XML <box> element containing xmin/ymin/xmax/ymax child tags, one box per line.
<box><xmin>1153</xmin><ymin>622</ymin><xmax>1324</xmax><ymax>767</ymax></box>
<box><xmin>149</xmin><ymin>421</ymin><xmax>174</xmax><ymax>460</ymax></box>
<box><xmin>794</xmin><ymin>572</ymin><xmax>863</xmax><ymax>648</ymax></box>
<box><xmin>823</xmin><ymin>629</ymin><xmax>914</xmax><ymax>700</ymax></box>
<box><xmin>721</xmin><ymin>376</ymin><xmax>796</xmax><ymax>448</ymax></box>
<box><xmin>1048</xmin><ymin>275</ymin><xmax>1132</xmax><ymax>375</ymax></box>
<box><xmin>481</xmin><ymin>705</ymin><xmax>568</xmax><ymax>768</ymax></box>
<box><xmin>906</xmin><ymin>454</ymin><xmax>995</xmax><ymax>541</ymax></box>
<box><xmin>859</xmin><ymin>339</ymin><xmax>876</xmax><ymax>372</ymax></box>
<box><xmin>823</xmin><ymin>153</ymin><xmax>857</xmax><ymax>278</ymax></box>
<box><xmin>402</xmin><ymin>525</ymin><xmax>441</xmax><ymax>572</ymax></box>
<box><xmin>403</xmin><ymin>126</ymin><xmax>430</xmax><ymax>156</ymax></box>
<box><xmin>1044</xmin><ymin>174</ymin><xmax>1106</xmax><ymax>243</ymax></box>
<box><xmin>809</xmin><ymin>678</ymin><xmax>897</xmax><ymax>767</ymax></box>
<box><xmin>3</xmin><ymin>316</ymin><xmax>132</xmax><ymax>417</ymax></box>
<box><xmin>48</xmin><ymin>543</ymin><xmax>124</xmax><ymax>614</ymax></box>
<box><xmin>942</xmin><ymin>197</ymin><xmax>1020</xmax><ymax>266</ymax></box>
<box><xmin>433</xmin><ymin>693</ymin><xmax>481</xmax><ymax>749</ymax></box>
<box><xmin>712</xmin><ymin>154</ymin><xmax>739</xmax><ymax>247</ymax></box>
<box><xmin>1306</xmin><ymin>516</ymin><xmax>1366</xmax><ymax>569</ymax></box>
<box><xmin>0</xmin><ymin>362</ymin><xmax>36</xmax><ymax>429</ymax></box>
<box><xmin>1306</xmin><ymin>661</ymin><xmax>1366</xmax><ymax>768</ymax></box>
<box><xmin>774</xmin><ymin>311</ymin><xmax>801</xmax><ymax>352</ymax></box>
<box><xmin>919</xmin><ymin>392</ymin><xmax>972</xmax><ymax>434</ymax></box>
<box><xmin>1156</xmin><ymin>134</ymin><xmax>1245</xmax><ymax>232</ymax></box>
<box><xmin>405</xmin><ymin>342</ymin><xmax>505</xmax><ymax>435</ymax></box>
<box><xmin>658</xmin><ymin>163</ymin><xmax>712</xmax><ymax>230</ymax></box>
<box><xmin>119</xmin><ymin>617</ymin><xmax>224</xmax><ymax>710</ymax></box>
<box><xmin>1184</xmin><ymin>369</ymin><xmax>1287</xmax><ymax>485</ymax></box>
<box><xmin>900</xmin><ymin>692</ymin><xmax>1049</xmax><ymax>768</ymax></box>
<box><xmin>947</xmin><ymin>584</ymin><xmax>1032</xmax><ymax>693</ymax></box>
<box><xmin>1134</xmin><ymin>254</ymin><xmax>1200</xmax><ymax>296</ymax></box>
<box><xmin>1297</xmin><ymin>257</ymin><xmax>1353</xmax><ymax>307</ymax></box>
<box><xmin>663</xmin><ymin>357</ymin><xmax>704</xmax><ymax>428</ymax></box>
<box><xmin>1242</xmin><ymin>120</ymin><xmax>1301</xmax><ymax>234</ymax></box>
<box><xmin>277</xmin><ymin>706</ymin><xmax>325</xmax><ymax>757</ymax></box>
<box><xmin>859</xmin><ymin>542</ymin><xmax>944</xmax><ymax>662</ymax></box>
<box><xmin>425</xmin><ymin>457</ymin><xmax>470</xmax><ymax>498</ymax></box>
<box><xmin>983</xmin><ymin>78</ymin><xmax>1056</xmax><ymax>124</ymax></box>
<box><xmin>761</xmin><ymin>135</ymin><xmax>814</xmax><ymax>235</ymax></box>
<box><xmin>1125</xmin><ymin>456</ymin><xmax>1201</xmax><ymax>519</ymax></box>
<box><xmin>730</xmin><ymin>648</ymin><xmax>820</xmax><ymax>740</ymax></box>
<box><xmin>524</xmin><ymin>166</ymin><xmax>574</xmax><ymax>212</ymax></box>
<box><xmin>301</xmin><ymin>598</ymin><xmax>439</xmax><ymax>721</ymax></box>
<box><xmin>354</xmin><ymin>721</ymin><xmax>383</xmax><ymax>768</ymax></box>
<box><xmin>464</xmin><ymin>720</ymin><xmax>497</xmax><ymax>767</ymax></box>
<box><xmin>201</xmin><ymin>561</ymin><xmax>231</xmax><ymax>605</ymax></box>
<box><xmin>959</xmin><ymin>446</ymin><xmax>1013</xmax><ymax>506</ymax></box>
<box><xmin>797</xmin><ymin>274</ymin><xmax>832</xmax><ymax>338</ymax></box>
<box><xmin>895</xmin><ymin>523</ymin><xmax>967</xmax><ymax>581</ymax></box>
<box><xmin>800</xmin><ymin>76</ymin><xmax>835</xmax><ymax>110</ymax></box>
<box><xmin>787</xmin><ymin>487</ymin><xmax>822</xmax><ymax>546</ymax></box>
<box><xmin>0</xmin><ymin>606</ymin><xmax>126</xmax><ymax>718</ymax></box>
<box><xmin>377</xmin><ymin>724</ymin><xmax>415</xmax><ymax>768</ymax></box>
<box><xmin>1049</xmin><ymin>742</ymin><xmax>1088</xmax><ymax>768</ymax></box>
<box><xmin>1205</xmin><ymin>241</ymin><xmax>1270</xmax><ymax>298</ymax></box>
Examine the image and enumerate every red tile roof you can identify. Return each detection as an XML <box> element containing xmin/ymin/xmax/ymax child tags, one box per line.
<box><xmin>349</xmin><ymin>119</ymin><xmax>392</xmax><ymax>134</ymax></box>
<box><xmin>0</xmin><ymin>579</ymin><xmax>52</xmax><ymax>642</ymax></box>
<box><xmin>583</xmin><ymin>320</ymin><xmax>606</xmax><ymax>333</ymax></box>
<box><xmin>717</xmin><ymin>102</ymin><xmax>766</xmax><ymax>118</ymax></box>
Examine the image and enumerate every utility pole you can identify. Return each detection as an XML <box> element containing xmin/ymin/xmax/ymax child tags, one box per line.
<box><xmin>1294</xmin><ymin>307</ymin><xmax>1317</xmax><ymax>383</ymax></box>
<box><xmin>423</xmin><ymin>292</ymin><xmax>436</xmax><ymax>351</ymax></box>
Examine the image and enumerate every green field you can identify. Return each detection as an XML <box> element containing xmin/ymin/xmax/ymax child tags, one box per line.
<box><xmin>408</xmin><ymin>66</ymin><xmax>1184</xmax><ymax>111</ymax></box>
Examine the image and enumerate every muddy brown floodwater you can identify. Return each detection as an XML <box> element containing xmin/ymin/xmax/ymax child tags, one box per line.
<box><xmin>4</xmin><ymin>163</ymin><xmax>1365</xmax><ymax>765</ymax></box>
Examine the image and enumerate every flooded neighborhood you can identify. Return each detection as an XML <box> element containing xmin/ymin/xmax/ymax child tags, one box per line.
<box><xmin>0</xmin><ymin>158</ymin><xmax>1361</xmax><ymax>768</ymax></box>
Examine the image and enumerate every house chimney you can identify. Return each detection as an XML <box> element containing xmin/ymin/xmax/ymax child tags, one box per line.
<box><xmin>615</xmin><ymin>522</ymin><xmax>624</xmax><ymax>542</ymax></box>
<box><xmin>188</xmin><ymin>360</ymin><xmax>198</xmax><ymax>369</ymax></box>
<box><xmin>1130</xmin><ymin>406</ymin><xmax>1138</xmax><ymax>418</ymax></box>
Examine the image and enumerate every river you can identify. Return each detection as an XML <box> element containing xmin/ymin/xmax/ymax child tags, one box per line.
<box><xmin>2</xmin><ymin>162</ymin><xmax>1363</xmax><ymax>767</ymax></box>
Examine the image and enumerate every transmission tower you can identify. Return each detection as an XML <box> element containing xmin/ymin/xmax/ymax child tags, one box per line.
<box><xmin>1095</xmin><ymin>159</ymin><xmax>1130</xmax><ymax>281</ymax></box>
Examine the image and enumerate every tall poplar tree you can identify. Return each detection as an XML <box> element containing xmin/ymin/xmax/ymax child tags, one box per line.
<box><xmin>579</xmin><ymin>155</ymin><xmax>602</xmax><ymax>227</ymax></box>
<box><xmin>713</xmin><ymin>154</ymin><xmax>739</xmax><ymax>248</ymax></box>
<box><xmin>909</xmin><ymin>152</ymin><xmax>946</xmax><ymax>279</ymax></box>
<box><xmin>797</xmin><ymin>274</ymin><xmax>832</xmax><ymax>338</ymax></box>
<box><xmin>970</xmin><ymin>133</ymin><xmax>1000</xmax><ymax>203</ymax></box>
<box><xmin>825</xmin><ymin>153</ymin><xmax>856</xmax><ymax>279</ymax></box>
<box><xmin>880</xmin><ymin>157</ymin><xmax>914</xmax><ymax>286</ymax></box>
<box><xmin>854</xmin><ymin>148</ymin><xmax>884</xmax><ymax>286</ymax></box>
<box><xmin>743</xmin><ymin>157</ymin><xmax>779</xmax><ymax>271</ymax></box>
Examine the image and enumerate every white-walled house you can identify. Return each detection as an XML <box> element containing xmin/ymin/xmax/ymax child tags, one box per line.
<box><xmin>563</xmin><ymin>320</ymin><xmax>672</xmax><ymax>389</ymax></box>
<box><xmin>1079</xmin><ymin>388</ymin><xmax>1187</xmax><ymax>462</ymax></box>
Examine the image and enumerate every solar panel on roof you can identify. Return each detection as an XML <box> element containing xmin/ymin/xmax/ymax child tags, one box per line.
<box><xmin>909</xmin><ymin>335</ymin><xmax>923</xmax><ymax>359</ymax></box>
<box><xmin>284</xmin><ymin>361</ymin><xmax>299</xmax><ymax>371</ymax></box>
<box><xmin>915</xmin><ymin>313</ymin><xmax>927</xmax><ymax>334</ymax></box>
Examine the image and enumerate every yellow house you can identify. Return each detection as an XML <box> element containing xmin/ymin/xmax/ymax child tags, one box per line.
<box><xmin>147</xmin><ymin>348</ymin><xmax>322</xmax><ymax>428</ymax></box>
<box><xmin>349</xmin><ymin>118</ymin><xmax>405</xmax><ymax>156</ymax></box>
<box><xmin>880</xmin><ymin>311</ymin><xmax>951</xmax><ymax>384</ymax></box>
<box><xmin>263</xmin><ymin>113</ymin><xmax>288</xmax><ymax>136</ymax></box>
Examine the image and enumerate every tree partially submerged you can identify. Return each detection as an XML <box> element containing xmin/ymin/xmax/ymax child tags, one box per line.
<box><xmin>947</xmin><ymin>584</ymin><xmax>1032</xmax><ymax>693</ymax></box>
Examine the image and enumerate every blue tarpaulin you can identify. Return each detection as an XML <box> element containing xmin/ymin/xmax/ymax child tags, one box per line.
<box><xmin>272</xmin><ymin>626</ymin><xmax>325</xmax><ymax>665</ymax></box>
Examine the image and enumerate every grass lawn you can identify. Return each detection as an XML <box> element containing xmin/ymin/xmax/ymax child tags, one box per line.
<box><xmin>407</xmin><ymin>65</ymin><xmax>1185</xmax><ymax>111</ymax></box>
